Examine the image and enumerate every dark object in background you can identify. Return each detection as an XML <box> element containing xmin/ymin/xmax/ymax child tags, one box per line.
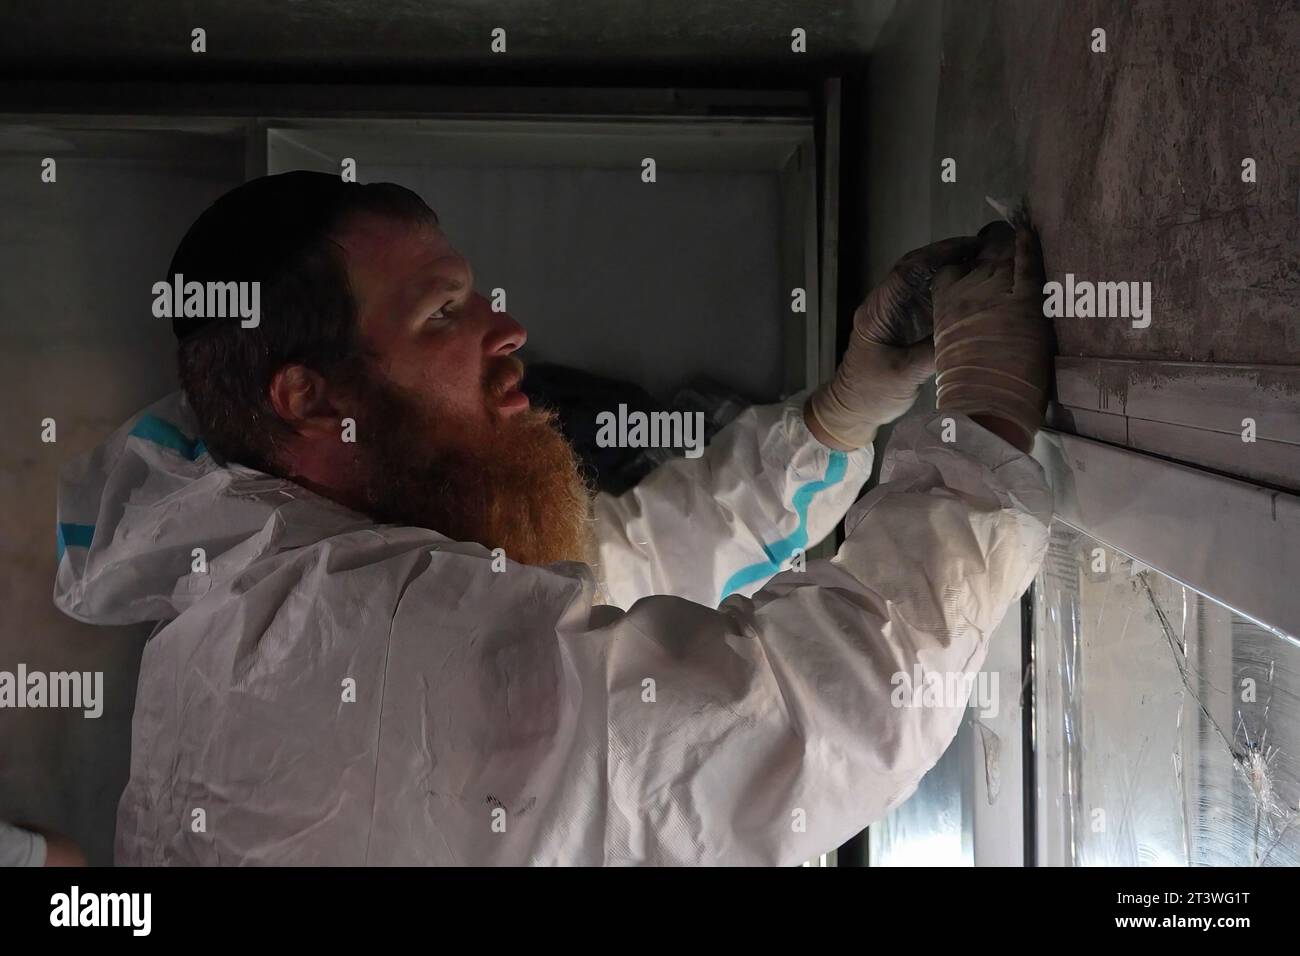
<box><xmin>524</xmin><ymin>363</ymin><xmax>751</xmax><ymax>495</ymax></box>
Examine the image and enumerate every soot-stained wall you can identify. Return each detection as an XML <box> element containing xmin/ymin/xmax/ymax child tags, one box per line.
<box><xmin>859</xmin><ymin>0</ymin><xmax>1299</xmax><ymax>365</ymax></box>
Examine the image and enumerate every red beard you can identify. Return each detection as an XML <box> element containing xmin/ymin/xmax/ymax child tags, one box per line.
<box><xmin>347</xmin><ymin>360</ymin><xmax>593</xmax><ymax>567</ymax></box>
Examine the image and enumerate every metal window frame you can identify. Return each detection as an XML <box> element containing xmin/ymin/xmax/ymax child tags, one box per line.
<box><xmin>1032</xmin><ymin>426</ymin><xmax>1300</xmax><ymax>645</ymax></box>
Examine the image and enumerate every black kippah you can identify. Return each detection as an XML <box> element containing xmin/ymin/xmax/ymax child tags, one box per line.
<box><xmin>167</xmin><ymin>171</ymin><xmax>351</xmax><ymax>342</ymax></box>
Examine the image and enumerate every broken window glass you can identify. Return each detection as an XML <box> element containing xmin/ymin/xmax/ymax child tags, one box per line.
<box><xmin>1035</xmin><ymin>523</ymin><xmax>1300</xmax><ymax>866</ymax></box>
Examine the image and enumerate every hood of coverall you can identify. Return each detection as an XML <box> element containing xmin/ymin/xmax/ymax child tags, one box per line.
<box><xmin>53</xmin><ymin>391</ymin><xmax>383</xmax><ymax>627</ymax></box>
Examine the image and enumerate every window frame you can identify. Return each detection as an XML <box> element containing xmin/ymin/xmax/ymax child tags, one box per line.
<box><xmin>1031</xmin><ymin>425</ymin><xmax>1300</xmax><ymax>646</ymax></box>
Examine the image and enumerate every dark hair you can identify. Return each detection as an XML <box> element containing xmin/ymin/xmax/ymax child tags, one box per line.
<box><xmin>177</xmin><ymin>183</ymin><xmax>437</xmax><ymax>474</ymax></box>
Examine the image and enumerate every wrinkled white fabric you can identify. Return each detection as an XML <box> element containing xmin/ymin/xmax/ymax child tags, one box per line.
<box><xmin>0</xmin><ymin>820</ymin><xmax>47</xmax><ymax>868</ymax></box>
<box><xmin>594</xmin><ymin>400</ymin><xmax>872</xmax><ymax>608</ymax></box>
<box><xmin>54</xmin><ymin>390</ymin><xmax>1050</xmax><ymax>865</ymax></box>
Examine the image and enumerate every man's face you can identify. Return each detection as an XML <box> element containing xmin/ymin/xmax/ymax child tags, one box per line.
<box><xmin>338</xmin><ymin>212</ymin><xmax>527</xmax><ymax>428</ymax></box>
<box><xmin>328</xmin><ymin>212</ymin><xmax>592</xmax><ymax>566</ymax></box>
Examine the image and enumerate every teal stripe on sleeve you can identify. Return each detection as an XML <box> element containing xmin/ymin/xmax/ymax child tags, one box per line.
<box><xmin>56</xmin><ymin>522</ymin><xmax>95</xmax><ymax>561</ymax></box>
<box><xmin>129</xmin><ymin>415</ymin><xmax>206</xmax><ymax>461</ymax></box>
<box><xmin>718</xmin><ymin>450</ymin><xmax>848</xmax><ymax>603</ymax></box>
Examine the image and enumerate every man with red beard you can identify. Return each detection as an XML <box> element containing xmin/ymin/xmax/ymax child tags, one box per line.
<box><xmin>55</xmin><ymin>172</ymin><xmax>1052</xmax><ymax>865</ymax></box>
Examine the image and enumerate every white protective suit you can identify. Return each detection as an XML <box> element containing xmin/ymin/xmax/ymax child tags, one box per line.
<box><xmin>54</xmin><ymin>390</ymin><xmax>1051</xmax><ymax>865</ymax></box>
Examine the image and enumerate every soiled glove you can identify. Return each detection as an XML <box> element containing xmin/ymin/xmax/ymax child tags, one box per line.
<box><xmin>851</xmin><ymin>235</ymin><xmax>983</xmax><ymax>347</ymax></box>
<box><xmin>932</xmin><ymin>222</ymin><xmax>1052</xmax><ymax>453</ymax></box>
<box><xmin>807</xmin><ymin>235</ymin><xmax>980</xmax><ymax>450</ymax></box>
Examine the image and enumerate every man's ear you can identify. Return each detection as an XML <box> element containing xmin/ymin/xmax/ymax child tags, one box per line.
<box><xmin>268</xmin><ymin>364</ymin><xmax>340</xmax><ymax>437</ymax></box>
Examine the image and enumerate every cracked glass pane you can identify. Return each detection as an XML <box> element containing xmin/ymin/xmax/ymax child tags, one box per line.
<box><xmin>1035</xmin><ymin>524</ymin><xmax>1300</xmax><ymax>866</ymax></box>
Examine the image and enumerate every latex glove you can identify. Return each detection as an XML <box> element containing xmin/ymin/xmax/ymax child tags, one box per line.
<box><xmin>850</xmin><ymin>235</ymin><xmax>983</xmax><ymax>348</ymax></box>
<box><xmin>805</xmin><ymin>337</ymin><xmax>936</xmax><ymax>450</ymax></box>
<box><xmin>806</xmin><ymin>234</ymin><xmax>980</xmax><ymax>450</ymax></box>
<box><xmin>932</xmin><ymin>222</ymin><xmax>1052</xmax><ymax>453</ymax></box>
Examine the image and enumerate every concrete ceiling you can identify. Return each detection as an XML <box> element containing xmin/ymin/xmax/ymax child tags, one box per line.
<box><xmin>2</xmin><ymin>0</ymin><xmax>898</xmax><ymax>78</ymax></box>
